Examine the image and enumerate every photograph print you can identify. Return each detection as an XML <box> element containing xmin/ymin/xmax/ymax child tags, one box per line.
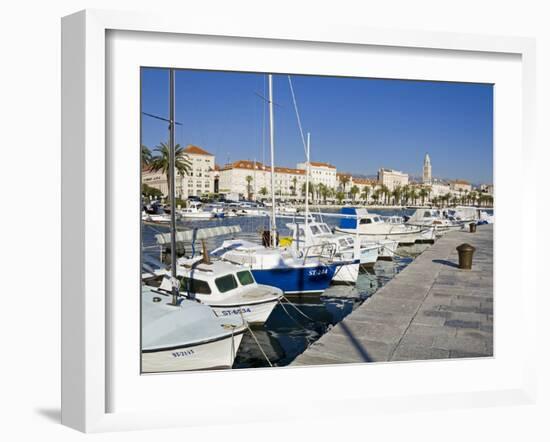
<box><xmin>140</xmin><ymin>68</ymin><xmax>493</xmax><ymax>373</ymax></box>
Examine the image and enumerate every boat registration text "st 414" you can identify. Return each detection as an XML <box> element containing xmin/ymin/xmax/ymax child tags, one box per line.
<box><xmin>308</xmin><ymin>268</ymin><xmax>329</xmax><ymax>277</ymax></box>
<box><xmin>220</xmin><ymin>307</ymin><xmax>252</xmax><ymax>316</ymax></box>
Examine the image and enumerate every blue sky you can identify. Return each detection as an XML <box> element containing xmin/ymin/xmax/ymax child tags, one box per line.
<box><xmin>141</xmin><ymin>68</ymin><xmax>493</xmax><ymax>184</ymax></box>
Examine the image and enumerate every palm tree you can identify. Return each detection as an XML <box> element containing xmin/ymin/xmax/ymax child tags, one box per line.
<box><xmin>360</xmin><ymin>186</ymin><xmax>371</xmax><ymax>205</ymax></box>
<box><xmin>301</xmin><ymin>182</ymin><xmax>315</xmax><ymax>203</ymax></box>
<box><xmin>371</xmin><ymin>189</ymin><xmax>380</xmax><ymax>204</ymax></box>
<box><xmin>401</xmin><ymin>185</ymin><xmax>410</xmax><ymax>205</ymax></box>
<box><xmin>350</xmin><ymin>185</ymin><xmax>359</xmax><ymax>202</ymax></box>
<box><xmin>380</xmin><ymin>184</ymin><xmax>390</xmax><ymax>205</ymax></box>
<box><xmin>245</xmin><ymin>175</ymin><xmax>253</xmax><ymax>200</ymax></box>
<box><xmin>391</xmin><ymin>185</ymin><xmax>402</xmax><ymax>206</ymax></box>
<box><xmin>339</xmin><ymin>175</ymin><xmax>350</xmax><ymax>196</ymax></box>
<box><xmin>141</xmin><ymin>144</ymin><xmax>152</xmax><ymax>166</ymax></box>
<box><xmin>291</xmin><ymin>176</ymin><xmax>298</xmax><ymax>196</ymax></box>
<box><xmin>418</xmin><ymin>187</ymin><xmax>428</xmax><ymax>206</ymax></box>
<box><xmin>149</xmin><ymin>142</ymin><xmax>191</xmax><ymax>198</ymax></box>
<box><xmin>335</xmin><ymin>191</ymin><xmax>345</xmax><ymax>204</ymax></box>
<box><xmin>259</xmin><ymin>186</ymin><xmax>268</xmax><ymax>198</ymax></box>
<box><xmin>409</xmin><ymin>189</ymin><xmax>419</xmax><ymax>205</ymax></box>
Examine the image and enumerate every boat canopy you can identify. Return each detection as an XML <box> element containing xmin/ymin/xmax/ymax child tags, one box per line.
<box><xmin>339</xmin><ymin>207</ymin><xmax>369</xmax><ymax>229</ymax></box>
<box><xmin>155</xmin><ymin>225</ymin><xmax>242</xmax><ymax>245</ymax></box>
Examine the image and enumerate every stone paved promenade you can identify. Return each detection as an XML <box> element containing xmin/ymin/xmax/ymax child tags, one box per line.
<box><xmin>292</xmin><ymin>224</ymin><xmax>494</xmax><ymax>365</ymax></box>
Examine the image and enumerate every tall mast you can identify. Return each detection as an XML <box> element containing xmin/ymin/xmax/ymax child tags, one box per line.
<box><xmin>304</xmin><ymin>132</ymin><xmax>310</xmax><ymax>242</ymax></box>
<box><xmin>268</xmin><ymin>74</ymin><xmax>277</xmax><ymax>247</ymax></box>
<box><xmin>169</xmin><ymin>69</ymin><xmax>179</xmax><ymax>305</ymax></box>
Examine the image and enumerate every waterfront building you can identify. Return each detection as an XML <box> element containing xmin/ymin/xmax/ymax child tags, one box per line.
<box><xmin>141</xmin><ymin>144</ymin><xmax>216</xmax><ymax>199</ymax></box>
<box><xmin>450</xmin><ymin>179</ymin><xmax>472</xmax><ymax>194</ymax></box>
<box><xmin>297</xmin><ymin>161</ymin><xmax>337</xmax><ymax>188</ymax></box>
<box><xmin>219</xmin><ymin>160</ymin><xmax>306</xmax><ymax>200</ymax></box>
<box><xmin>377</xmin><ymin>168</ymin><xmax>409</xmax><ymax>191</ymax></box>
<box><xmin>423</xmin><ymin>153</ymin><xmax>432</xmax><ymax>184</ymax></box>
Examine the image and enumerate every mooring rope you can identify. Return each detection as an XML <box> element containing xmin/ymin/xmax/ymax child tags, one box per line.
<box><xmin>239</xmin><ymin>311</ymin><xmax>273</xmax><ymax>367</ymax></box>
<box><xmin>281</xmin><ymin>295</ymin><xmax>316</xmax><ymax>322</ymax></box>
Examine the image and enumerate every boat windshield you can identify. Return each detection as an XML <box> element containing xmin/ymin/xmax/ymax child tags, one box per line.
<box><xmin>310</xmin><ymin>225</ymin><xmax>321</xmax><ymax>235</ymax></box>
<box><xmin>179</xmin><ymin>276</ymin><xmax>212</xmax><ymax>295</ymax></box>
<box><xmin>215</xmin><ymin>274</ymin><xmax>239</xmax><ymax>293</ymax></box>
<box><xmin>319</xmin><ymin>224</ymin><xmax>331</xmax><ymax>233</ymax></box>
<box><xmin>237</xmin><ymin>270</ymin><xmax>255</xmax><ymax>286</ymax></box>
<box><xmin>360</xmin><ymin>218</ymin><xmax>372</xmax><ymax>224</ymax></box>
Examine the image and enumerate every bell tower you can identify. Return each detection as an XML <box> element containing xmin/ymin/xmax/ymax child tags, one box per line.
<box><xmin>423</xmin><ymin>153</ymin><xmax>432</xmax><ymax>184</ymax></box>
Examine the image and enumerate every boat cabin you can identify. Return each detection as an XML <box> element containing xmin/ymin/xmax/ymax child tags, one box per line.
<box><xmin>160</xmin><ymin>260</ymin><xmax>258</xmax><ymax>298</ymax></box>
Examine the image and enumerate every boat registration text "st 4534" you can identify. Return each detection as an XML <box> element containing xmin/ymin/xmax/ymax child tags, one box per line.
<box><xmin>220</xmin><ymin>307</ymin><xmax>252</xmax><ymax>316</ymax></box>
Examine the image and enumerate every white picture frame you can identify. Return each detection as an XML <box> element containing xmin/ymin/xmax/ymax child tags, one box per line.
<box><xmin>61</xmin><ymin>9</ymin><xmax>537</xmax><ymax>433</ymax></box>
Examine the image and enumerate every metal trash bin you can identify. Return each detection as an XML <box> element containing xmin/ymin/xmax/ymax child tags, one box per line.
<box><xmin>456</xmin><ymin>243</ymin><xmax>476</xmax><ymax>270</ymax></box>
<box><xmin>469</xmin><ymin>222</ymin><xmax>477</xmax><ymax>233</ymax></box>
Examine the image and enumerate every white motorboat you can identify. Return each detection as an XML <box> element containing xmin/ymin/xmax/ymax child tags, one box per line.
<box><xmin>142</xmin><ymin>208</ymin><xmax>171</xmax><ymax>224</ymax></box>
<box><xmin>178</xmin><ymin>201</ymin><xmax>215</xmax><ymax>219</ymax></box>
<box><xmin>285</xmin><ymin>220</ymin><xmax>378</xmax><ymax>284</ymax></box>
<box><xmin>238</xmin><ymin>202</ymin><xmax>269</xmax><ymax>217</ymax></box>
<box><xmin>335</xmin><ymin>207</ymin><xmax>434</xmax><ymax>244</ymax></box>
<box><xmin>479</xmin><ymin>210</ymin><xmax>494</xmax><ymax>224</ymax></box>
<box><xmin>141</xmin><ymin>285</ymin><xmax>246</xmax><ymax>373</ymax></box>
<box><xmin>160</xmin><ymin>256</ymin><xmax>283</xmax><ymax>324</ymax></box>
<box><xmin>406</xmin><ymin>208</ymin><xmax>464</xmax><ymax>235</ymax></box>
<box><xmin>369</xmin><ymin>238</ymin><xmax>399</xmax><ymax>260</ymax></box>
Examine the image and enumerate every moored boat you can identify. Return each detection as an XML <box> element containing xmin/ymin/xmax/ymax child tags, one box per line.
<box><xmin>141</xmin><ymin>285</ymin><xmax>246</xmax><ymax>372</ymax></box>
<box><xmin>335</xmin><ymin>207</ymin><xmax>434</xmax><ymax>245</ymax></box>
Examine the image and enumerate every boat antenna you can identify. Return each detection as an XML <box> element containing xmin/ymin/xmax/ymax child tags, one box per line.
<box><xmin>268</xmin><ymin>74</ymin><xmax>277</xmax><ymax>247</ymax></box>
<box><xmin>168</xmin><ymin>69</ymin><xmax>179</xmax><ymax>306</ymax></box>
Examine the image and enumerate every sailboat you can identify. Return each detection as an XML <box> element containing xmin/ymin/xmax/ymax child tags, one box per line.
<box><xmin>141</xmin><ymin>69</ymin><xmax>247</xmax><ymax>373</ymax></box>
<box><xmin>214</xmin><ymin>75</ymin><xmax>355</xmax><ymax>294</ymax></box>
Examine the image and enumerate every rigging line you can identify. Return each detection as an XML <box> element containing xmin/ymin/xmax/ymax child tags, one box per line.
<box><xmin>142</xmin><ymin>111</ymin><xmax>183</xmax><ymax>126</ymax></box>
<box><xmin>239</xmin><ymin>311</ymin><xmax>273</xmax><ymax>367</ymax></box>
<box><xmin>287</xmin><ymin>75</ymin><xmax>308</xmax><ymax>157</ymax></box>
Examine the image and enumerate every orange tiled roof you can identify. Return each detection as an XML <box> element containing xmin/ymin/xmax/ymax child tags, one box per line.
<box><xmin>183</xmin><ymin>144</ymin><xmax>213</xmax><ymax>156</ymax></box>
<box><xmin>221</xmin><ymin>160</ymin><xmax>305</xmax><ymax>175</ymax></box>
<box><xmin>310</xmin><ymin>161</ymin><xmax>336</xmax><ymax>169</ymax></box>
<box><xmin>453</xmin><ymin>179</ymin><xmax>470</xmax><ymax>185</ymax></box>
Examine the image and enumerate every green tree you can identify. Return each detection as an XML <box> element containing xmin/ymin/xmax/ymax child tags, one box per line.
<box><xmin>391</xmin><ymin>185</ymin><xmax>402</xmax><ymax>206</ymax></box>
<box><xmin>335</xmin><ymin>191</ymin><xmax>345</xmax><ymax>204</ymax></box>
<box><xmin>418</xmin><ymin>187</ymin><xmax>428</xmax><ymax>206</ymax></box>
<box><xmin>360</xmin><ymin>186</ymin><xmax>371</xmax><ymax>205</ymax></box>
<box><xmin>339</xmin><ymin>174</ymin><xmax>350</xmax><ymax>197</ymax></box>
<box><xmin>259</xmin><ymin>186</ymin><xmax>268</xmax><ymax>197</ymax></box>
<box><xmin>245</xmin><ymin>175</ymin><xmax>253</xmax><ymax>200</ymax></box>
<box><xmin>291</xmin><ymin>177</ymin><xmax>298</xmax><ymax>196</ymax></box>
<box><xmin>141</xmin><ymin>144</ymin><xmax>152</xmax><ymax>166</ymax></box>
<box><xmin>149</xmin><ymin>142</ymin><xmax>192</xmax><ymax>198</ymax></box>
<box><xmin>350</xmin><ymin>185</ymin><xmax>359</xmax><ymax>202</ymax></box>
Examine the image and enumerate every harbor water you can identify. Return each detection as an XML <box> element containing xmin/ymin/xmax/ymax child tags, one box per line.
<box><xmin>141</xmin><ymin>208</ymin><xmax>433</xmax><ymax>368</ymax></box>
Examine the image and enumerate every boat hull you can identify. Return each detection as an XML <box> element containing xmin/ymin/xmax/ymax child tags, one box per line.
<box><xmin>332</xmin><ymin>263</ymin><xmax>360</xmax><ymax>283</ymax></box>
<box><xmin>142</xmin><ymin>329</ymin><xmax>245</xmax><ymax>373</ymax></box>
<box><xmin>251</xmin><ymin>265</ymin><xmax>337</xmax><ymax>295</ymax></box>
<box><xmin>209</xmin><ymin>298</ymin><xmax>280</xmax><ymax>324</ymax></box>
<box><xmin>336</xmin><ymin>228</ymin><xmax>428</xmax><ymax>245</ymax></box>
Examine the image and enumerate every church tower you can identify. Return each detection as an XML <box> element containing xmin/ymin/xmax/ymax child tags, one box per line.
<box><xmin>423</xmin><ymin>153</ymin><xmax>432</xmax><ymax>184</ymax></box>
